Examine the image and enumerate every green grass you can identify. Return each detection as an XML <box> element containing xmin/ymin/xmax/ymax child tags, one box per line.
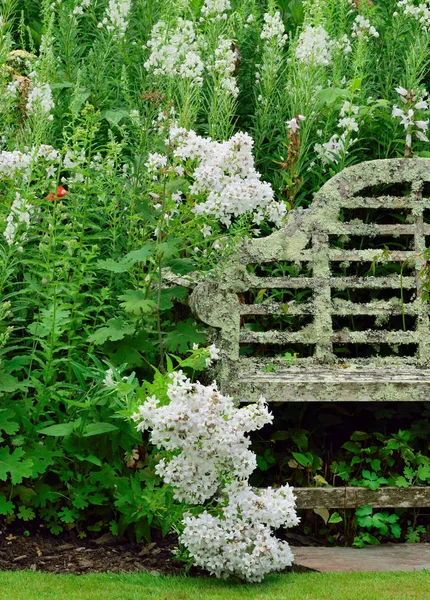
<box><xmin>0</xmin><ymin>570</ymin><xmax>429</xmax><ymax>600</ymax></box>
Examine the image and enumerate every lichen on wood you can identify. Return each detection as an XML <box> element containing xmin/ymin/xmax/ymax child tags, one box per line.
<box><xmin>190</xmin><ymin>158</ymin><xmax>430</xmax><ymax>402</ymax></box>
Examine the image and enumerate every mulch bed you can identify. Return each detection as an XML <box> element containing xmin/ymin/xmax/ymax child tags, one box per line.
<box><xmin>0</xmin><ymin>523</ymin><xmax>319</xmax><ymax>576</ymax></box>
<box><xmin>0</xmin><ymin>525</ymin><xmax>199</xmax><ymax>576</ymax></box>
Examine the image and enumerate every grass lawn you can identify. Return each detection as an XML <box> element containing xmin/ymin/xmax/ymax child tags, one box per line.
<box><xmin>0</xmin><ymin>570</ymin><xmax>429</xmax><ymax>600</ymax></box>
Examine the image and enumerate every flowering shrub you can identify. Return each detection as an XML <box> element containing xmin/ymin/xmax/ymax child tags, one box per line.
<box><xmin>0</xmin><ymin>0</ymin><xmax>429</xmax><ymax>554</ymax></box>
<box><xmin>132</xmin><ymin>369</ymin><xmax>299</xmax><ymax>581</ymax></box>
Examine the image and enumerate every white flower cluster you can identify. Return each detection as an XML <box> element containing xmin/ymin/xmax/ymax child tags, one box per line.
<box><xmin>72</xmin><ymin>0</ymin><xmax>91</xmax><ymax>16</ymax></box>
<box><xmin>3</xmin><ymin>192</ymin><xmax>34</xmax><ymax>246</ymax></box>
<box><xmin>338</xmin><ymin>100</ymin><xmax>359</xmax><ymax>132</ymax></box>
<box><xmin>167</xmin><ymin>127</ymin><xmax>287</xmax><ymax>227</ymax></box>
<box><xmin>209</xmin><ymin>36</ymin><xmax>239</xmax><ymax>98</ymax></box>
<box><xmin>295</xmin><ymin>25</ymin><xmax>334</xmax><ymax>66</ymax></box>
<box><xmin>144</xmin><ymin>20</ymin><xmax>204</xmax><ymax>86</ymax></box>
<box><xmin>201</xmin><ymin>0</ymin><xmax>231</xmax><ymax>21</ymax></box>
<box><xmin>0</xmin><ymin>150</ymin><xmax>33</xmax><ymax>179</ymax></box>
<box><xmin>260</xmin><ymin>12</ymin><xmax>288</xmax><ymax>48</ymax></box>
<box><xmin>132</xmin><ymin>371</ymin><xmax>299</xmax><ymax>581</ymax></box>
<box><xmin>351</xmin><ymin>15</ymin><xmax>379</xmax><ymax>39</ymax></box>
<box><xmin>26</xmin><ymin>80</ymin><xmax>54</xmax><ymax>120</ymax></box>
<box><xmin>315</xmin><ymin>133</ymin><xmax>348</xmax><ymax>165</ymax></box>
<box><xmin>133</xmin><ymin>373</ymin><xmax>271</xmax><ymax>503</ymax></box>
<box><xmin>337</xmin><ymin>33</ymin><xmax>352</xmax><ymax>55</ymax></box>
<box><xmin>181</xmin><ymin>481</ymin><xmax>298</xmax><ymax>582</ymax></box>
<box><xmin>286</xmin><ymin>114</ymin><xmax>305</xmax><ymax>133</ymax></box>
<box><xmin>97</xmin><ymin>0</ymin><xmax>131</xmax><ymax>38</ymax></box>
<box><xmin>392</xmin><ymin>86</ymin><xmax>429</xmax><ymax>147</ymax></box>
<box><xmin>397</xmin><ymin>0</ymin><xmax>430</xmax><ymax>31</ymax></box>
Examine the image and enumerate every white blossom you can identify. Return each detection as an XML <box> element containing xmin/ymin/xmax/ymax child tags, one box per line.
<box><xmin>26</xmin><ymin>80</ymin><xmax>54</xmax><ymax>120</ymax></box>
<box><xmin>103</xmin><ymin>368</ymin><xmax>115</xmax><ymax>387</ymax></box>
<box><xmin>132</xmin><ymin>373</ymin><xmax>299</xmax><ymax>581</ymax></box>
<box><xmin>98</xmin><ymin>0</ymin><xmax>131</xmax><ymax>38</ymax></box>
<box><xmin>3</xmin><ymin>192</ymin><xmax>34</xmax><ymax>246</ymax></box>
<box><xmin>164</xmin><ymin>127</ymin><xmax>286</xmax><ymax>227</ymax></box>
<box><xmin>315</xmin><ymin>133</ymin><xmax>348</xmax><ymax>165</ymax></box>
<box><xmin>209</xmin><ymin>36</ymin><xmax>239</xmax><ymax>98</ymax></box>
<box><xmin>260</xmin><ymin>12</ymin><xmax>288</xmax><ymax>47</ymax></box>
<box><xmin>286</xmin><ymin>115</ymin><xmax>305</xmax><ymax>133</ymax></box>
<box><xmin>201</xmin><ymin>0</ymin><xmax>231</xmax><ymax>21</ymax></box>
<box><xmin>295</xmin><ymin>25</ymin><xmax>334</xmax><ymax>66</ymax></box>
<box><xmin>351</xmin><ymin>15</ymin><xmax>379</xmax><ymax>39</ymax></box>
<box><xmin>144</xmin><ymin>20</ymin><xmax>204</xmax><ymax>86</ymax></box>
<box><xmin>397</xmin><ymin>0</ymin><xmax>430</xmax><ymax>31</ymax></box>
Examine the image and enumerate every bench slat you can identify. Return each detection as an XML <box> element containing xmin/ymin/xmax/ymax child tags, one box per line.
<box><xmin>241</xmin><ymin>301</ymin><xmax>425</xmax><ymax>316</ymax></box>
<box><xmin>239</xmin><ymin>330</ymin><xmax>417</xmax><ymax>345</ymax></box>
<box><xmin>247</xmin><ymin>276</ymin><xmax>416</xmax><ymax>289</ymax></box>
<box><xmin>294</xmin><ymin>486</ymin><xmax>430</xmax><ymax>509</ymax></box>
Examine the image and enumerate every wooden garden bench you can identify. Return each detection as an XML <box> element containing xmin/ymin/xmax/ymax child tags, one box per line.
<box><xmin>190</xmin><ymin>158</ymin><xmax>430</xmax><ymax>509</ymax></box>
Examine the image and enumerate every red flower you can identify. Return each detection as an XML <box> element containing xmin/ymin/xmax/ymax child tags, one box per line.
<box><xmin>46</xmin><ymin>186</ymin><xmax>69</xmax><ymax>201</ymax></box>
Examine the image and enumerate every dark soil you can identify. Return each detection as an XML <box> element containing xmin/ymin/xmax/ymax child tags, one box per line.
<box><xmin>0</xmin><ymin>524</ymin><xmax>202</xmax><ymax>576</ymax></box>
<box><xmin>0</xmin><ymin>524</ymin><xmax>313</xmax><ymax>577</ymax></box>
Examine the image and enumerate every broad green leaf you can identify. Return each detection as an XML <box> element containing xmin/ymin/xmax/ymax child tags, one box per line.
<box><xmin>0</xmin><ymin>447</ymin><xmax>33</xmax><ymax>484</ymax></box>
<box><xmin>118</xmin><ymin>291</ymin><xmax>156</xmax><ymax>315</ymax></box>
<box><xmin>97</xmin><ymin>244</ymin><xmax>155</xmax><ymax>273</ymax></box>
<box><xmin>102</xmin><ymin>108</ymin><xmax>129</xmax><ymax>126</ymax></box>
<box><xmin>328</xmin><ymin>512</ymin><xmax>343</xmax><ymax>524</ymax></box>
<box><xmin>38</xmin><ymin>423</ymin><xmax>75</xmax><ymax>437</ymax></box>
<box><xmin>314</xmin><ymin>507</ymin><xmax>329</xmax><ymax>524</ymax></box>
<box><xmin>87</xmin><ymin>318</ymin><xmax>135</xmax><ymax>344</ymax></box>
<box><xmin>0</xmin><ymin>494</ymin><xmax>14</xmax><ymax>516</ymax></box>
<box><xmin>17</xmin><ymin>505</ymin><xmax>35</xmax><ymax>521</ymax></box>
<box><xmin>0</xmin><ymin>373</ymin><xmax>21</xmax><ymax>393</ymax></box>
<box><xmin>83</xmin><ymin>423</ymin><xmax>119</xmax><ymax>437</ymax></box>
<box><xmin>292</xmin><ymin>452</ymin><xmax>311</xmax><ymax>468</ymax></box>
<box><xmin>417</xmin><ymin>463</ymin><xmax>430</xmax><ymax>481</ymax></box>
<box><xmin>342</xmin><ymin>441</ymin><xmax>361</xmax><ymax>453</ymax></box>
<box><xmin>0</xmin><ymin>409</ymin><xmax>19</xmax><ymax>435</ymax></box>
<box><xmin>164</xmin><ymin>319</ymin><xmax>207</xmax><ymax>353</ymax></box>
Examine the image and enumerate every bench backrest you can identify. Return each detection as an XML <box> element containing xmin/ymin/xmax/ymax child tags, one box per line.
<box><xmin>191</xmin><ymin>158</ymin><xmax>430</xmax><ymax>372</ymax></box>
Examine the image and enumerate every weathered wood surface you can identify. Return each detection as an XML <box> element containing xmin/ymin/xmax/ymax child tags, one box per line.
<box><xmin>190</xmin><ymin>158</ymin><xmax>430</xmax><ymax>400</ymax></box>
<box><xmin>294</xmin><ymin>486</ymin><xmax>430</xmax><ymax>509</ymax></box>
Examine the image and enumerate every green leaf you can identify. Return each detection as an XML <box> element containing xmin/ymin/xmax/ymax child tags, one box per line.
<box><xmin>83</xmin><ymin>423</ymin><xmax>119</xmax><ymax>437</ymax></box>
<box><xmin>328</xmin><ymin>512</ymin><xmax>343</xmax><ymax>524</ymax></box>
<box><xmin>102</xmin><ymin>108</ymin><xmax>129</xmax><ymax>126</ymax></box>
<box><xmin>58</xmin><ymin>506</ymin><xmax>79</xmax><ymax>524</ymax></box>
<box><xmin>370</xmin><ymin>459</ymin><xmax>381</xmax><ymax>471</ymax></box>
<box><xmin>292</xmin><ymin>452</ymin><xmax>312</xmax><ymax>468</ymax></box>
<box><xmin>87</xmin><ymin>318</ymin><xmax>135</xmax><ymax>345</ymax></box>
<box><xmin>97</xmin><ymin>244</ymin><xmax>155</xmax><ymax>273</ymax></box>
<box><xmin>417</xmin><ymin>463</ymin><xmax>430</xmax><ymax>481</ymax></box>
<box><xmin>164</xmin><ymin>319</ymin><xmax>207</xmax><ymax>353</ymax></box>
<box><xmin>342</xmin><ymin>441</ymin><xmax>362</xmax><ymax>453</ymax></box>
<box><xmin>350</xmin><ymin>431</ymin><xmax>370</xmax><ymax>441</ymax></box>
<box><xmin>17</xmin><ymin>505</ymin><xmax>35</xmax><ymax>521</ymax></box>
<box><xmin>291</xmin><ymin>430</ymin><xmax>309</xmax><ymax>451</ymax></box>
<box><xmin>0</xmin><ymin>409</ymin><xmax>19</xmax><ymax>435</ymax></box>
<box><xmin>0</xmin><ymin>494</ymin><xmax>14</xmax><ymax>516</ymax></box>
<box><xmin>356</xmin><ymin>505</ymin><xmax>372</xmax><ymax>518</ymax></box>
<box><xmin>395</xmin><ymin>476</ymin><xmax>409</xmax><ymax>488</ymax></box>
<box><xmin>38</xmin><ymin>423</ymin><xmax>75</xmax><ymax>437</ymax></box>
<box><xmin>118</xmin><ymin>290</ymin><xmax>157</xmax><ymax>315</ymax></box>
<box><xmin>75</xmin><ymin>454</ymin><xmax>102</xmax><ymax>466</ymax></box>
<box><xmin>0</xmin><ymin>373</ymin><xmax>21</xmax><ymax>393</ymax></box>
<box><xmin>0</xmin><ymin>447</ymin><xmax>33</xmax><ymax>484</ymax></box>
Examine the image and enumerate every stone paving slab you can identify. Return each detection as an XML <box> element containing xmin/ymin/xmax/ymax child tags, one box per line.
<box><xmin>292</xmin><ymin>544</ymin><xmax>430</xmax><ymax>573</ymax></box>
